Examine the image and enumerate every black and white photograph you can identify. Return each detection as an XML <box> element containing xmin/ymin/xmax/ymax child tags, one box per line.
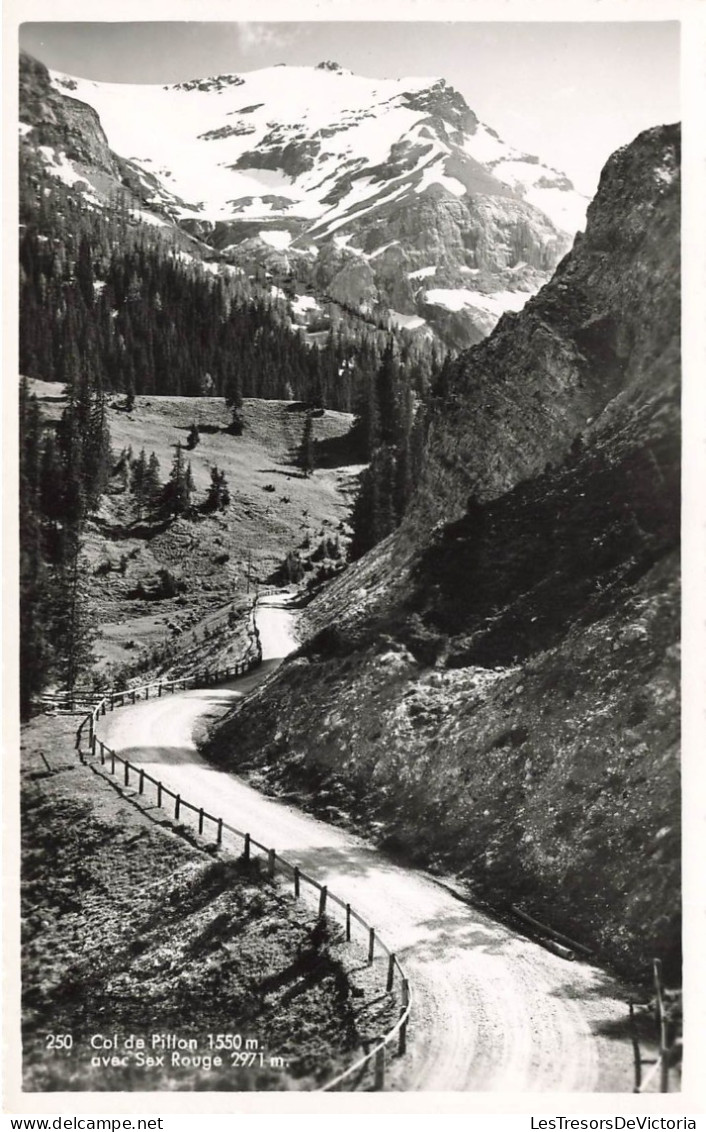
<box><xmin>6</xmin><ymin>3</ymin><xmax>698</xmax><ymax>1110</ymax></box>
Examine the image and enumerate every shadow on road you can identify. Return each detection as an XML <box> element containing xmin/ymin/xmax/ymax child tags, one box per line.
<box><xmin>284</xmin><ymin>841</ymin><xmax>406</xmax><ymax>882</ymax></box>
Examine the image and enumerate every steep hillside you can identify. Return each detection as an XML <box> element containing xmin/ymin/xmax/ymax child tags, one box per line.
<box><xmin>205</xmin><ymin>124</ymin><xmax>680</xmax><ymax>981</ymax></box>
<box><xmin>20</xmin><ymin>50</ymin><xmax>588</xmax><ymax>347</ymax></box>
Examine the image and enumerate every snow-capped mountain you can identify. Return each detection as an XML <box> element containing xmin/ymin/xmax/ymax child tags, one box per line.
<box><xmin>21</xmin><ymin>52</ymin><xmax>589</xmax><ymax>347</ymax></box>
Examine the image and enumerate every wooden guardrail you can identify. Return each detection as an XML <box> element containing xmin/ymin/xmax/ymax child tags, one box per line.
<box><xmin>630</xmin><ymin>959</ymin><xmax>681</xmax><ymax>1093</ymax></box>
<box><xmin>72</xmin><ymin>615</ymin><xmax>411</xmax><ymax>1092</ymax></box>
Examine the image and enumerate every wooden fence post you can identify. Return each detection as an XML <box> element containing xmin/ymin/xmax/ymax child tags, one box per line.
<box><xmin>145</xmin><ymin>686</ymin><xmax>149</xmax><ymax>700</ymax></box>
<box><xmin>91</xmin><ymin>735</ymin><xmax>97</xmax><ymax>758</ymax></box>
<box><xmin>268</xmin><ymin>848</ymin><xmax>276</xmax><ymax>877</ymax></box>
<box><xmin>374</xmin><ymin>1046</ymin><xmax>385</xmax><ymax>1091</ymax></box>
<box><xmin>387</xmin><ymin>953</ymin><xmax>396</xmax><ymax>992</ymax></box>
<box><xmin>243</xmin><ymin>833</ymin><xmax>250</xmax><ymax>862</ymax></box>
<box><xmin>199</xmin><ymin>808</ymin><xmax>204</xmax><ymax>835</ymax></box>
<box><xmin>399</xmin><ymin>978</ymin><xmax>410</xmax><ymax>1056</ymax></box>
<box><xmin>175</xmin><ymin>794</ymin><xmax>181</xmax><ymax>820</ymax></box>
<box><xmin>319</xmin><ymin>886</ymin><xmax>328</xmax><ymax>918</ymax></box>
<box><xmin>345</xmin><ymin>903</ymin><xmax>351</xmax><ymax>942</ymax></box>
<box><xmin>124</xmin><ymin>761</ymin><xmax>129</xmax><ymax>787</ymax></box>
<box><xmin>654</xmin><ymin>959</ymin><xmax>670</xmax><ymax>1092</ymax></box>
<box><xmin>217</xmin><ymin>818</ymin><xmax>223</xmax><ymax>846</ymax></box>
<box><xmin>368</xmin><ymin>927</ymin><xmax>376</xmax><ymax>965</ymax></box>
<box><xmin>139</xmin><ymin>770</ymin><xmax>145</xmax><ymax>795</ymax></box>
<box><xmin>294</xmin><ymin>866</ymin><xmax>300</xmax><ymax>897</ymax></box>
<box><xmin>101</xmin><ymin>701</ymin><xmax>106</xmax><ymax>717</ymax></box>
<box><xmin>628</xmin><ymin>1003</ymin><xmax>642</xmax><ymax>1091</ymax></box>
<box><xmin>100</xmin><ymin>741</ymin><xmax>105</xmax><ymax>766</ymax></box>
<box><xmin>157</xmin><ymin>782</ymin><xmax>162</xmax><ymax>808</ymax></box>
<box><xmin>111</xmin><ymin>751</ymin><xmax>116</xmax><ymax>774</ymax></box>
<box><xmin>131</xmin><ymin>690</ymin><xmax>136</xmax><ymax>705</ymax></box>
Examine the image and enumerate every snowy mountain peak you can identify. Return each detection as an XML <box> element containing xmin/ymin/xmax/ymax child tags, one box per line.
<box><xmin>45</xmin><ymin>60</ymin><xmax>586</xmax><ymax>237</ymax></box>
<box><xmin>22</xmin><ymin>49</ymin><xmax>590</xmax><ymax>346</ymax></box>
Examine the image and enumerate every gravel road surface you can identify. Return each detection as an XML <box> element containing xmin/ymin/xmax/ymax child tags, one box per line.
<box><xmin>98</xmin><ymin>594</ymin><xmax>635</xmax><ymax>1092</ymax></box>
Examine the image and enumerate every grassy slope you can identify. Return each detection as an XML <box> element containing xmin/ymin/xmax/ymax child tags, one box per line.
<box><xmin>27</xmin><ymin>382</ymin><xmax>359</xmax><ymax>682</ymax></box>
<box><xmin>21</xmin><ymin>714</ymin><xmax>395</xmax><ymax>1092</ymax></box>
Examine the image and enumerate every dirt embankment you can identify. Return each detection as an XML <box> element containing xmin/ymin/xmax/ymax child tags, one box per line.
<box><xmin>20</xmin><ymin>713</ymin><xmax>395</xmax><ymax>1092</ymax></box>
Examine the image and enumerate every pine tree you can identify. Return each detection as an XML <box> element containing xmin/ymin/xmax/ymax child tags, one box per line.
<box><xmin>52</xmin><ymin>535</ymin><xmax>95</xmax><ymax>691</ymax></box>
<box><xmin>130</xmin><ymin>448</ymin><xmax>148</xmax><ymax>517</ymax></box>
<box><xmin>144</xmin><ymin>452</ymin><xmax>162</xmax><ymax>512</ymax></box>
<box><xmin>204</xmin><ymin>466</ymin><xmax>230</xmax><ymax>512</ymax></box>
<box><xmin>376</xmin><ymin>340</ymin><xmax>400</xmax><ymax>446</ymax></box>
<box><xmin>300</xmin><ymin>414</ymin><xmax>315</xmax><ymax>478</ymax></box>
<box><xmin>162</xmin><ymin>444</ymin><xmax>193</xmax><ymax>518</ymax></box>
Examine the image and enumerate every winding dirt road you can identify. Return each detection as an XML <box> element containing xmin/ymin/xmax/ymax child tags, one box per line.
<box><xmin>97</xmin><ymin>594</ymin><xmax>635</xmax><ymax>1092</ymax></box>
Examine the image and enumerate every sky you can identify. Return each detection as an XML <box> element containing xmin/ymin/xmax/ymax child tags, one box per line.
<box><xmin>18</xmin><ymin>21</ymin><xmax>680</xmax><ymax>196</ymax></box>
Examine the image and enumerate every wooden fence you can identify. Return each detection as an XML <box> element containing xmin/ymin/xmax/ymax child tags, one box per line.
<box><xmin>630</xmin><ymin>959</ymin><xmax>681</xmax><ymax>1093</ymax></box>
<box><xmin>73</xmin><ymin>640</ymin><xmax>412</xmax><ymax>1092</ymax></box>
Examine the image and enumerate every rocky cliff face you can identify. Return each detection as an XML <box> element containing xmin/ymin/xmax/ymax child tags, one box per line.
<box><xmin>206</xmin><ymin>125</ymin><xmax>681</xmax><ymax>980</ymax></box>
<box><xmin>19</xmin><ymin>53</ymin><xmax>120</xmax><ymax>177</ymax></box>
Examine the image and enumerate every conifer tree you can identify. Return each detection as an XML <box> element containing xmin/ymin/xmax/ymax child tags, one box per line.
<box><xmin>300</xmin><ymin>414</ymin><xmax>315</xmax><ymax>478</ymax></box>
<box><xmin>144</xmin><ymin>452</ymin><xmax>162</xmax><ymax>512</ymax></box>
<box><xmin>162</xmin><ymin>443</ymin><xmax>193</xmax><ymax>518</ymax></box>
<box><xmin>204</xmin><ymin>466</ymin><xmax>230</xmax><ymax>512</ymax></box>
<box><xmin>130</xmin><ymin>448</ymin><xmax>148</xmax><ymax>517</ymax></box>
<box><xmin>52</xmin><ymin>535</ymin><xmax>95</xmax><ymax>691</ymax></box>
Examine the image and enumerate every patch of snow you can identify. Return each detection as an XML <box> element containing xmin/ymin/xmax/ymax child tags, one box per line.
<box><xmin>316</xmin><ymin>181</ymin><xmax>409</xmax><ymax>238</ymax></box>
<box><xmin>414</xmin><ymin>160</ymin><xmax>467</xmax><ymax>197</ymax></box>
<box><xmin>655</xmin><ymin>163</ymin><xmax>677</xmax><ymax>186</ymax></box>
<box><xmin>37</xmin><ymin>145</ymin><xmax>89</xmax><ymax>189</ymax></box>
<box><xmin>19</xmin><ymin>121</ymin><xmax>33</xmax><ymax>136</ymax></box>
<box><xmin>389</xmin><ymin>311</ymin><xmax>427</xmax><ymax>330</ymax></box>
<box><xmin>423</xmin><ymin>288</ymin><xmax>530</xmax><ymax>317</ymax></box>
<box><xmin>291</xmin><ymin>294</ymin><xmax>320</xmax><ymax>316</ymax></box>
<box><xmin>258</xmin><ymin>229</ymin><xmax>292</xmax><ymax>249</ymax></box>
<box><xmin>368</xmin><ymin>241</ymin><xmax>400</xmax><ymax>259</ymax></box>
<box><xmin>521</xmin><ymin>186</ymin><xmax>587</xmax><ymax>236</ymax></box>
<box><xmin>269</xmin><ymin>285</ymin><xmax>287</xmax><ymax>300</ymax></box>
<box><xmin>129</xmin><ymin>208</ymin><xmax>169</xmax><ymax>228</ymax></box>
<box><xmin>463</xmin><ymin>123</ymin><xmax>515</xmax><ymax>166</ymax></box>
<box><xmin>408</xmin><ymin>266</ymin><xmax>437</xmax><ymax>280</ymax></box>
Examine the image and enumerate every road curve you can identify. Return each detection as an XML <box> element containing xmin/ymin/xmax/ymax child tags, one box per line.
<box><xmin>98</xmin><ymin>594</ymin><xmax>635</xmax><ymax>1092</ymax></box>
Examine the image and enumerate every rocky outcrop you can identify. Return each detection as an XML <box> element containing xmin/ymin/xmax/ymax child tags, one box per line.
<box><xmin>20</xmin><ymin>52</ymin><xmax>120</xmax><ymax>177</ymax></box>
<box><xmin>206</xmin><ymin>125</ymin><xmax>681</xmax><ymax>980</ymax></box>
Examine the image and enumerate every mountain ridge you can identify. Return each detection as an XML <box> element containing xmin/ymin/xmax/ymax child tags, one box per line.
<box><xmin>20</xmin><ymin>49</ymin><xmax>588</xmax><ymax>347</ymax></box>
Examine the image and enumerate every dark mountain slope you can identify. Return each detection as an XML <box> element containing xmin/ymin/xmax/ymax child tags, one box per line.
<box><xmin>205</xmin><ymin>124</ymin><xmax>680</xmax><ymax>980</ymax></box>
